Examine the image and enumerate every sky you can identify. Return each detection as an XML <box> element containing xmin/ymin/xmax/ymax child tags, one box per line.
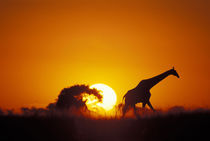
<box><xmin>1</xmin><ymin>0</ymin><xmax>210</xmax><ymax>110</ymax></box>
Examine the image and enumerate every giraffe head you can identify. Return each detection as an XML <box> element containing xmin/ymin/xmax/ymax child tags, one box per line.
<box><xmin>171</xmin><ymin>67</ymin><xmax>180</xmax><ymax>78</ymax></box>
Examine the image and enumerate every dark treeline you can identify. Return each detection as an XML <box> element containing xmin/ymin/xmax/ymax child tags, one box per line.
<box><xmin>0</xmin><ymin>84</ymin><xmax>102</xmax><ymax>117</ymax></box>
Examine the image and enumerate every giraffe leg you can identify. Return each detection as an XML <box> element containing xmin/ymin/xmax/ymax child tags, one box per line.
<box><xmin>147</xmin><ymin>101</ymin><xmax>156</xmax><ymax>112</ymax></box>
<box><xmin>133</xmin><ymin>104</ymin><xmax>140</xmax><ymax>118</ymax></box>
<box><xmin>122</xmin><ymin>104</ymin><xmax>129</xmax><ymax>118</ymax></box>
<box><xmin>142</xmin><ymin>102</ymin><xmax>146</xmax><ymax>113</ymax></box>
<box><xmin>142</xmin><ymin>102</ymin><xmax>146</xmax><ymax>109</ymax></box>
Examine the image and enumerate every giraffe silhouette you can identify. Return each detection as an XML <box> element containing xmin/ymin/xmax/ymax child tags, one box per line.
<box><xmin>122</xmin><ymin>67</ymin><xmax>180</xmax><ymax>117</ymax></box>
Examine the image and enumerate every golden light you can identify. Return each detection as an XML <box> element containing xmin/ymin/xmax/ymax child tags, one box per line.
<box><xmin>83</xmin><ymin>83</ymin><xmax>117</xmax><ymax>112</ymax></box>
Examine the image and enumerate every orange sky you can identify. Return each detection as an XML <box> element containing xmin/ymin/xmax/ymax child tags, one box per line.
<box><xmin>1</xmin><ymin>0</ymin><xmax>210</xmax><ymax>110</ymax></box>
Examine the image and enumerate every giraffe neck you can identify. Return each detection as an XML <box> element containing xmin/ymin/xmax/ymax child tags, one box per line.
<box><xmin>144</xmin><ymin>69</ymin><xmax>173</xmax><ymax>90</ymax></box>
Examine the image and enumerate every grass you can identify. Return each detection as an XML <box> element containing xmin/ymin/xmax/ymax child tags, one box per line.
<box><xmin>0</xmin><ymin>110</ymin><xmax>209</xmax><ymax>141</ymax></box>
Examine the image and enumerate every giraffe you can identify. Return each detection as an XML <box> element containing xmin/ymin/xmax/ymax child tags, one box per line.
<box><xmin>122</xmin><ymin>67</ymin><xmax>180</xmax><ymax>117</ymax></box>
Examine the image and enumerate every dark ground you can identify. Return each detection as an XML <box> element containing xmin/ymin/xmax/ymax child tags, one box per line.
<box><xmin>1</xmin><ymin>111</ymin><xmax>210</xmax><ymax>141</ymax></box>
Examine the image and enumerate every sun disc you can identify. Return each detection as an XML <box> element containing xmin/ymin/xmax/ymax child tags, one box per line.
<box><xmin>89</xmin><ymin>83</ymin><xmax>117</xmax><ymax>111</ymax></box>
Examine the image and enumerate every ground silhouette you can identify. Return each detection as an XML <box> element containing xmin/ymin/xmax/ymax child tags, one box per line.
<box><xmin>122</xmin><ymin>67</ymin><xmax>180</xmax><ymax>117</ymax></box>
<box><xmin>0</xmin><ymin>109</ymin><xmax>210</xmax><ymax>141</ymax></box>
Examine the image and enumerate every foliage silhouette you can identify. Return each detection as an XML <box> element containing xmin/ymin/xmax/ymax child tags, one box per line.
<box><xmin>55</xmin><ymin>84</ymin><xmax>102</xmax><ymax>110</ymax></box>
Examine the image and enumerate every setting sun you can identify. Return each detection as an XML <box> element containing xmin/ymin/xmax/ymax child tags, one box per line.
<box><xmin>83</xmin><ymin>84</ymin><xmax>117</xmax><ymax>112</ymax></box>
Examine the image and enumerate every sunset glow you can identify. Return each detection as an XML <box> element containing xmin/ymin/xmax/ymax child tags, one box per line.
<box><xmin>0</xmin><ymin>0</ymin><xmax>209</xmax><ymax>110</ymax></box>
<box><xmin>0</xmin><ymin>1</ymin><xmax>209</xmax><ymax>141</ymax></box>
